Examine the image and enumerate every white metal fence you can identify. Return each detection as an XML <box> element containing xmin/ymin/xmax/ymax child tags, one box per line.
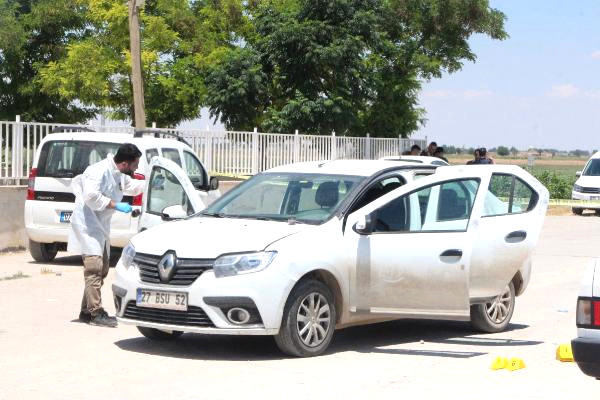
<box><xmin>0</xmin><ymin>116</ymin><xmax>426</xmax><ymax>184</ymax></box>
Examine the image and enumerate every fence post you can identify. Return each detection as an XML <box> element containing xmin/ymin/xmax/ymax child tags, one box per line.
<box><xmin>152</xmin><ymin>122</ymin><xmax>157</xmax><ymax>129</ymax></box>
<box><xmin>330</xmin><ymin>130</ymin><xmax>337</xmax><ymax>160</ymax></box>
<box><xmin>251</xmin><ymin>127</ymin><xmax>259</xmax><ymax>174</ymax></box>
<box><xmin>12</xmin><ymin>115</ymin><xmax>24</xmax><ymax>178</ymax></box>
<box><xmin>293</xmin><ymin>129</ymin><xmax>300</xmax><ymax>163</ymax></box>
<box><xmin>365</xmin><ymin>133</ymin><xmax>371</xmax><ymax>160</ymax></box>
<box><xmin>203</xmin><ymin>125</ymin><xmax>212</xmax><ymax>173</ymax></box>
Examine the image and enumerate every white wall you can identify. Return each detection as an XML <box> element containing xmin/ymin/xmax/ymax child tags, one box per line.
<box><xmin>0</xmin><ymin>186</ymin><xmax>27</xmax><ymax>251</ymax></box>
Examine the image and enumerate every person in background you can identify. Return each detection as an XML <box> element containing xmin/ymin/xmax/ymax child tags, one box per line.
<box><xmin>477</xmin><ymin>147</ymin><xmax>494</xmax><ymax>164</ymax></box>
<box><xmin>68</xmin><ymin>143</ymin><xmax>145</xmax><ymax>327</ymax></box>
<box><xmin>434</xmin><ymin>147</ymin><xmax>449</xmax><ymax>163</ymax></box>
<box><xmin>421</xmin><ymin>141</ymin><xmax>437</xmax><ymax>156</ymax></box>
<box><xmin>410</xmin><ymin>144</ymin><xmax>422</xmax><ymax>156</ymax></box>
<box><xmin>467</xmin><ymin>149</ymin><xmax>480</xmax><ymax>165</ymax></box>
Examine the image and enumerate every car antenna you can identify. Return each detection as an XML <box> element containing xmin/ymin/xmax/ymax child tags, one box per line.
<box><xmin>317</xmin><ymin>159</ymin><xmax>337</xmax><ymax>168</ymax></box>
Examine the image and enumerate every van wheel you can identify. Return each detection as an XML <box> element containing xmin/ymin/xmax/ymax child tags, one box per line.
<box><xmin>470</xmin><ymin>282</ymin><xmax>515</xmax><ymax>333</ymax></box>
<box><xmin>137</xmin><ymin>326</ymin><xmax>183</xmax><ymax>340</ymax></box>
<box><xmin>274</xmin><ymin>279</ymin><xmax>336</xmax><ymax>357</ymax></box>
<box><xmin>29</xmin><ymin>240</ymin><xmax>58</xmax><ymax>262</ymax></box>
<box><xmin>572</xmin><ymin>207</ymin><xmax>584</xmax><ymax>215</ymax></box>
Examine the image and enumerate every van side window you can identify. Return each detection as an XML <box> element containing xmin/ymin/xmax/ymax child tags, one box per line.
<box><xmin>146</xmin><ymin>148</ymin><xmax>159</xmax><ymax>164</ymax></box>
<box><xmin>161</xmin><ymin>148</ymin><xmax>182</xmax><ymax>167</ymax></box>
<box><xmin>183</xmin><ymin>151</ymin><xmax>205</xmax><ymax>188</ymax></box>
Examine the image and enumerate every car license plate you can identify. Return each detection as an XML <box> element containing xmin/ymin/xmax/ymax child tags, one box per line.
<box><xmin>591</xmin><ymin>196</ymin><xmax>600</xmax><ymax>201</ymax></box>
<box><xmin>59</xmin><ymin>211</ymin><xmax>72</xmax><ymax>223</ymax></box>
<box><xmin>136</xmin><ymin>288</ymin><xmax>188</xmax><ymax>311</ymax></box>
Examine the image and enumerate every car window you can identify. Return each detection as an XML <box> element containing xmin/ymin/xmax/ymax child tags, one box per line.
<box><xmin>147</xmin><ymin>166</ymin><xmax>194</xmax><ymax>216</ymax></box>
<box><xmin>582</xmin><ymin>159</ymin><xmax>600</xmax><ymax>176</ymax></box>
<box><xmin>37</xmin><ymin>141</ymin><xmax>120</xmax><ymax>177</ymax></box>
<box><xmin>161</xmin><ymin>148</ymin><xmax>182</xmax><ymax>167</ymax></box>
<box><xmin>483</xmin><ymin>174</ymin><xmax>536</xmax><ymax>216</ymax></box>
<box><xmin>183</xmin><ymin>151</ymin><xmax>205</xmax><ymax>187</ymax></box>
<box><xmin>350</xmin><ymin>175</ymin><xmax>406</xmax><ymax>213</ymax></box>
<box><xmin>373</xmin><ymin>179</ymin><xmax>479</xmax><ymax>233</ymax></box>
<box><xmin>146</xmin><ymin>148</ymin><xmax>159</xmax><ymax>164</ymax></box>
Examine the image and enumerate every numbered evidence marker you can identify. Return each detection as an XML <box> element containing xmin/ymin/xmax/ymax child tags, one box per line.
<box><xmin>556</xmin><ymin>343</ymin><xmax>574</xmax><ymax>362</ymax></box>
<box><xmin>490</xmin><ymin>357</ymin><xmax>508</xmax><ymax>370</ymax></box>
<box><xmin>506</xmin><ymin>357</ymin><xmax>526</xmax><ymax>371</ymax></box>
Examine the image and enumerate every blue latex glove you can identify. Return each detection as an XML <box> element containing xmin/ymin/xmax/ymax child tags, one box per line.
<box><xmin>115</xmin><ymin>202</ymin><xmax>132</xmax><ymax>213</ymax></box>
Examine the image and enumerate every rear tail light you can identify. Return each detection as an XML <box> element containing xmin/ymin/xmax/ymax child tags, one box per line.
<box><xmin>27</xmin><ymin>168</ymin><xmax>38</xmax><ymax>200</ymax></box>
<box><xmin>576</xmin><ymin>297</ymin><xmax>600</xmax><ymax>328</ymax></box>
<box><xmin>132</xmin><ymin>173</ymin><xmax>145</xmax><ymax>206</ymax></box>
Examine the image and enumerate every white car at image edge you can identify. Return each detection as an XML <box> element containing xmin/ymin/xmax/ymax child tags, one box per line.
<box><xmin>572</xmin><ymin>151</ymin><xmax>600</xmax><ymax>215</ymax></box>
<box><xmin>573</xmin><ymin>258</ymin><xmax>600</xmax><ymax>379</ymax></box>
<box><xmin>113</xmin><ymin>160</ymin><xmax>548</xmax><ymax>357</ymax></box>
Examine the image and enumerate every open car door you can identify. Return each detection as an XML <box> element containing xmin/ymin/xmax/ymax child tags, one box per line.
<box><xmin>137</xmin><ymin>157</ymin><xmax>205</xmax><ymax>232</ymax></box>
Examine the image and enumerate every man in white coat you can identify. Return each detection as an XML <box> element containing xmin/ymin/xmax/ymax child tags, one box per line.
<box><xmin>68</xmin><ymin>143</ymin><xmax>144</xmax><ymax>327</ymax></box>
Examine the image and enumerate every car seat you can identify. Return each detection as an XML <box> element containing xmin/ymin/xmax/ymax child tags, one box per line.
<box><xmin>439</xmin><ymin>189</ymin><xmax>466</xmax><ymax>220</ymax></box>
<box><xmin>315</xmin><ymin>181</ymin><xmax>340</xmax><ymax>209</ymax></box>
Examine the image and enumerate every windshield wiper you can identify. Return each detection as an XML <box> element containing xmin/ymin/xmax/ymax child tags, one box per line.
<box><xmin>200</xmin><ymin>212</ymin><xmax>226</xmax><ymax>218</ymax></box>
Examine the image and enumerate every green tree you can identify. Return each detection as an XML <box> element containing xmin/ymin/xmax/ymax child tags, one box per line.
<box><xmin>497</xmin><ymin>146</ymin><xmax>509</xmax><ymax>156</ymax></box>
<box><xmin>205</xmin><ymin>0</ymin><xmax>507</xmax><ymax>136</ymax></box>
<box><xmin>0</xmin><ymin>0</ymin><xmax>94</xmax><ymax>122</ymax></box>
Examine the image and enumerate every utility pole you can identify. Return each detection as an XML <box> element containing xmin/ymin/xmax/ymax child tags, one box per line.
<box><xmin>128</xmin><ymin>0</ymin><xmax>146</xmax><ymax>128</ymax></box>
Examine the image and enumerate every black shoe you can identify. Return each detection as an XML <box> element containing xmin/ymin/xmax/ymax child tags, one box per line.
<box><xmin>78</xmin><ymin>311</ymin><xmax>92</xmax><ymax>323</ymax></box>
<box><xmin>90</xmin><ymin>313</ymin><xmax>118</xmax><ymax>328</ymax></box>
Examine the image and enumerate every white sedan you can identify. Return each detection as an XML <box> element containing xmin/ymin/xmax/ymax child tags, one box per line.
<box><xmin>113</xmin><ymin>160</ymin><xmax>548</xmax><ymax>357</ymax></box>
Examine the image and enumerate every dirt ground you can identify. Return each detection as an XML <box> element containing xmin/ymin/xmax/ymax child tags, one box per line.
<box><xmin>1</xmin><ymin>215</ymin><xmax>599</xmax><ymax>400</ymax></box>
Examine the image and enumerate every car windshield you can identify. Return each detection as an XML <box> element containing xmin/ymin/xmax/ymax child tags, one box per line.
<box><xmin>201</xmin><ymin>172</ymin><xmax>365</xmax><ymax>224</ymax></box>
<box><xmin>583</xmin><ymin>159</ymin><xmax>600</xmax><ymax>176</ymax></box>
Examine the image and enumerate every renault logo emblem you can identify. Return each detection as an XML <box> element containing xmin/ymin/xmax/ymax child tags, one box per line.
<box><xmin>158</xmin><ymin>252</ymin><xmax>177</xmax><ymax>283</ymax></box>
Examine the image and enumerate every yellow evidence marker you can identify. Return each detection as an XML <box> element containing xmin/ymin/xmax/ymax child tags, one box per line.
<box><xmin>490</xmin><ymin>357</ymin><xmax>508</xmax><ymax>370</ymax></box>
<box><xmin>506</xmin><ymin>358</ymin><xmax>526</xmax><ymax>371</ymax></box>
<box><xmin>556</xmin><ymin>343</ymin><xmax>574</xmax><ymax>362</ymax></box>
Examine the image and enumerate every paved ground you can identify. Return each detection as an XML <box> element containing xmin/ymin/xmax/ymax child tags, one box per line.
<box><xmin>1</xmin><ymin>215</ymin><xmax>599</xmax><ymax>399</ymax></box>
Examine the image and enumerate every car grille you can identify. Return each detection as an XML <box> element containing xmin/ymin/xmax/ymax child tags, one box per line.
<box><xmin>135</xmin><ymin>253</ymin><xmax>214</xmax><ymax>286</ymax></box>
<box><xmin>123</xmin><ymin>301</ymin><xmax>215</xmax><ymax>327</ymax></box>
<box><xmin>580</xmin><ymin>187</ymin><xmax>600</xmax><ymax>194</ymax></box>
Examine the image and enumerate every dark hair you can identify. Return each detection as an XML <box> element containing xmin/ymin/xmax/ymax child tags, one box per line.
<box><xmin>114</xmin><ymin>143</ymin><xmax>142</xmax><ymax>163</ymax></box>
<box><xmin>434</xmin><ymin>146</ymin><xmax>444</xmax><ymax>154</ymax></box>
<box><xmin>411</xmin><ymin>144</ymin><xmax>421</xmax><ymax>151</ymax></box>
<box><xmin>430</xmin><ymin>141</ymin><xmax>437</xmax><ymax>147</ymax></box>
<box><xmin>479</xmin><ymin>147</ymin><xmax>487</xmax><ymax>157</ymax></box>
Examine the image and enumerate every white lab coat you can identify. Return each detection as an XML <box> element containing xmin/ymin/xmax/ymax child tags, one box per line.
<box><xmin>68</xmin><ymin>154</ymin><xmax>144</xmax><ymax>256</ymax></box>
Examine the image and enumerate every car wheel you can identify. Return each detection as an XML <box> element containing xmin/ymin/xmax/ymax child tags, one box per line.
<box><xmin>274</xmin><ymin>279</ymin><xmax>336</xmax><ymax>357</ymax></box>
<box><xmin>470</xmin><ymin>282</ymin><xmax>515</xmax><ymax>333</ymax></box>
<box><xmin>137</xmin><ymin>326</ymin><xmax>184</xmax><ymax>340</ymax></box>
<box><xmin>572</xmin><ymin>207</ymin><xmax>584</xmax><ymax>215</ymax></box>
<box><xmin>28</xmin><ymin>240</ymin><xmax>58</xmax><ymax>262</ymax></box>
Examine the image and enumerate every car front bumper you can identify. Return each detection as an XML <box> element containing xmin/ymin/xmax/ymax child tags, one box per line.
<box><xmin>571</xmin><ymin>191</ymin><xmax>600</xmax><ymax>209</ymax></box>
<box><xmin>572</xmin><ymin>337</ymin><xmax>600</xmax><ymax>378</ymax></box>
<box><xmin>112</xmin><ymin>258</ymin><xmax>296</xmax><ymax>335</ymax></box>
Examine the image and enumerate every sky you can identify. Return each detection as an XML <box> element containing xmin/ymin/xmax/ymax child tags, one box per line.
<box><xmin>417</xmin><ymin>0</ymin><xmax>600</xmax><ymax>151</ymax></box>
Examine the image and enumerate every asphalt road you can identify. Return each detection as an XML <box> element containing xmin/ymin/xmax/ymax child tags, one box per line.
<box><xmin>1</xmin><ymin>215</ymin><xmax>599</xmax><ymax>399</ymax></box>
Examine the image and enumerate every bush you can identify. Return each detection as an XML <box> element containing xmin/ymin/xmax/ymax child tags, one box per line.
<box><xmin>532</xmin><ymin>170</ymin><xmax>574</xmax><ymax>199</ymax></box>
<box><xmin>497</xmin><ymin>146</ymin><xmax>509</xmax><ymax>156</ymax></box>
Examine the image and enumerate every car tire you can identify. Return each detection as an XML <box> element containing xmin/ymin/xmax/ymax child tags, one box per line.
<box><xmin>28</xmin><ymin>240</ymin><xmax>58</xmax><ymax>262</ymax></box>
<box><xmin>572</xmin><ymin>207</ymin><xmax>584</xmax><ymax>215</ymax></box>
<box><xmin>470</xmin><ymin>282</ymin><xmax>515</xmax><ymax>333</ymax></box>
<box><xmin>137</xmin><ymin>326</ymin><xmax>184</xmax><ymax>340</ymax></box>
<box><xmin>274</xmin><ymin>279</ymin><xmax>336</xmax><ymax>357</ymax></box>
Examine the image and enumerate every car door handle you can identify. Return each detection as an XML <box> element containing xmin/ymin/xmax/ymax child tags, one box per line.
<box><xmin>439</xmin><ymin>249</ymin><xmax>463</xmax><ymax>263</ymax></box>
<box><xmin>505</xmin><ymin>230</ymin><xmax>527</xmax><ymax>243</ymax></box>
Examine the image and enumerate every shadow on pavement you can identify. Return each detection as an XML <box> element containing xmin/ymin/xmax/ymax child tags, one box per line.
<box><xmin>114</xmin><ymin>319</ymin><xmax>541</xmax><ymax>361</ymax></box>
<box><xmin>28</xmin><ymin>248</ymin><xmax>122</xmax><ymax>268</ymax></box>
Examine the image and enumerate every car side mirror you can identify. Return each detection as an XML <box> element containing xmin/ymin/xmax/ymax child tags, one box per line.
<box><xmin>353</xmin><ymin>214</ymin><xmax>375</xmax><ymax>235</ymax></box>
<box><xmin>161</xmin><ymin>205</ymin><xmax>187</xmax><ymax>221</ymax></box>
<box><xmin>576</xmin><ymin>171</ymin><xmax>582</xmax><ymax>177</ymax></box>
<box><xmin>209</xmin><ymin>176</ymin><xmax>219</xmax><ymax>190</ymax></box>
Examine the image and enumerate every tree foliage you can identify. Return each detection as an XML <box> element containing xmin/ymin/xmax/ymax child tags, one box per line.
<box><xmin>496</xmin><ymin>146</ymin><xmax>509</xmax><ymax>156</ymax></box>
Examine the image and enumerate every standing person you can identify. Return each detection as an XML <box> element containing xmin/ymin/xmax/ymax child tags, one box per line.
<box><xmin>476</xmin><ymin>147</ymin><xmax>494</xmax><ymax>164</ymax></box>
<box><xmin>433</xmin><ymin>147</ymin><xmax>449</xmax><ymax>163</ymax></box>
<box><xmin>68</xmin><ymin>143</ymin><xmax>144</xmax><ymax>327</ymax></box>
<box><xmin>410</xmin><ymin>144</ymin><xmax>421</xmax><ymax>156</ymax></box>
<box><xmin>467</xmin><ymin>149</ymin><xmax>480</xmax><ymax>165</ymax></box>
<box><xmin>421</xmin><ymin>141</ymin><xmax>437</xmax><ymax>156</ymax></box>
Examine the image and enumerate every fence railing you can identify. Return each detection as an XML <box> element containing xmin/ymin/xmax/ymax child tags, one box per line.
<box><xmin>0</xmin><ymin>116</ymin><xmax>426</xmax><ymax>184</ymax></box>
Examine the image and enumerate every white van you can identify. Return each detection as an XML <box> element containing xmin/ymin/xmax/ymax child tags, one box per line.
<box><xmin>572</xmin><ymin>152</ymin><xmax>600</xmax><ymax>215</ymax></box>
<box><xmin>24</xmin><ymin>128</ymin><xmax>220</xmax><ymax>262</ymax></box>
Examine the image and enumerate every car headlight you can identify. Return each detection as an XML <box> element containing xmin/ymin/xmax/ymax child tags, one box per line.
<box><xmin>213</xmin><ymin>251</ymin><xmax>277</xmax><ymax>278</ymax></box>
<box><xmin>121</xmin><ymin>243</ymin><xmax>136</xmax><ymax>269</ymax></box>
<box><xmin>573</xmin><ymin>184</ymin><xmax>583</xmax><ymax>193</ymax></box>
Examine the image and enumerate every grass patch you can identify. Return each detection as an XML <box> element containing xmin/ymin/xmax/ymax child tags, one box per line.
<box><xmin>0</xmin><ymin>271</ymin><xmax>30</xmax><ymax>281</ymax></box>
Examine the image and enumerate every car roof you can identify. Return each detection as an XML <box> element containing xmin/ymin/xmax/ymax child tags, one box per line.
<box><xmin>380</xmin><ymin>155</ymin><xmax>448</xmax><ymax>165</ymax></box>
<box><xmin>591</xmin><ymin>152</ymin><xmax>600</xmax><ymax>159</ymax></box>
<box><xmin>40</xmin><ymin>131</ymin><xmax>188</xmax><ymax>149</ymax></box>
<box><xmin>265</xmin><ymin>159</ymin><xmax>436</xmax><ymax>177</ymax></box>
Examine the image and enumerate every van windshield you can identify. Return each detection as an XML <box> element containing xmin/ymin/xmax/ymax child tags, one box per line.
<box><xmin>37</xmin><ymin>141</ymin><xmax>121</xmax><ymax>178</ymax></box>
<box><xmin>201</xmin><ymin>172</ymin><xmax>365</xmax><ymax>224</ymax></box>
<box><xmin>583</xmin><ymin>159</ymin><xmax>600</xmax><ymax>176</ymax></box>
